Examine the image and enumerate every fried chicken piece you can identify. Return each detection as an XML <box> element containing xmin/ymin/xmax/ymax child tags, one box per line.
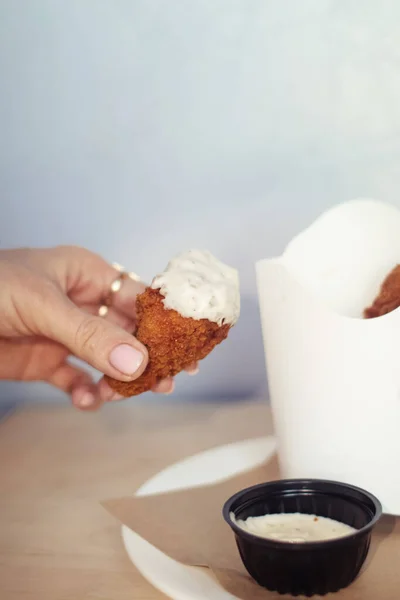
<box><xmin>364</xmin><ymin>265</ymin><xmax>400</xmax><ymax>318</ymax></box>
<box><xmin>105</xmin><ymin>288</ymin><xmax>231</xmax><ymax>397</ymax></box>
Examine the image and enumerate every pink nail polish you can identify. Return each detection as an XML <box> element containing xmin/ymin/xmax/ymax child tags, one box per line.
<box><xmin>165</xmin><ymin>381</ymin><xmax>175</xmax><ymax>395</ymax></box>
<box><xmin>187</xmin><ymin>367</ymin><xmax>200</xmax><ymax>376</ymax></box>
<box><xmin>109</xmin><ymin>393</ymin><xmax>124</xmax><ymax>402</ymax></box>
<box><xmin>80</xmin><ymin>392</ymin><xmax>95</xmax><ymax>407</ymax></box>
<box><xmin>109</xmin><ymin>344</ymin><xmax>144</xmax><ymax>375</ymax></box>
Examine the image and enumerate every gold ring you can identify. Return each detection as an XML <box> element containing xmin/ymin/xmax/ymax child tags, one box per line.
<box><xmin>98</xmin><ymin>263</ymin><xmax>141</xmax><ymax>317</ymax></box>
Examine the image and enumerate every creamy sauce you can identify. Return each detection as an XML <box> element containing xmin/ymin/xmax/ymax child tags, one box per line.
<box><xmin>231</xmin><ymin>512</ymin><xmax>356</xmax><ymax>543</ymax></box>
<box><xmin>151</xmin><ymin>249</ymin><xmax>240</xmax><ymax>325</ymax></box>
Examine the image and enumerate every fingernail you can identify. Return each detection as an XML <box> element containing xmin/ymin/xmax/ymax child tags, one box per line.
<box><xmin>152</xmin><ymin>378</ymin><xmax>174</xmax><ymax>395</ymax></box>
<box><xmin>187</xmin><ymin>367</ymin><xmax>199</xmax><ymax>376</ymax></box>
<box><xmin>109</xmin><ymin>344</ymin><xmax>144</xmax><ymax>376</ymax></box>
<box><xmin>165</xmin><ymin>381</ymin><xmax>175</xmax><ymax>395</ymax></box>
<box><xmin>109</xmin><ymin>393</ymin><xmax>124</xmax><ymax>402</ymax></box>
<box><xmin>80</xmin><ymin>392</ymin><xmax>95</xmax><ymax>407</ymax></box>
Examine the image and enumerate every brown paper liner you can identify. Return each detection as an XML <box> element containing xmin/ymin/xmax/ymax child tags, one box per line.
<box><xmin>104</xmin><ymin>452</ymin><xmax>400</xmax><ymax>599</ymax></box>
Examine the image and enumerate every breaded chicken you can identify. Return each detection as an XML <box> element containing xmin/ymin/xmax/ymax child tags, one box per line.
<box><xmin>364</xmin><ymin>265</ymin><xmax>400</xmax><ymax>318</ymax></box>
<box><xmin>106</xmin><ymin>249</ymin><xmax>239</xmax><ymax>397</ymax></box>
<box><xmin>105</xmin><ymin>288</ymin><xmax>231</xmax><ymax>396</ymax></box>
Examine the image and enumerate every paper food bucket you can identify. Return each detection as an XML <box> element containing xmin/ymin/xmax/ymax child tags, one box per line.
<box><xmin>256</xmin><ymin>198</ymin><xmax>400</xmax><ymax>515</ymax></box>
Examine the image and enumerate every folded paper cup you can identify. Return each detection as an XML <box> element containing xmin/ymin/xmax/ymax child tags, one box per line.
<box><xmin>223</xmin><ymin>479</ymin><xmax>382</xmax><ymax>597</ymax></box>
<box><xmin>256</xmin><ymin>199</ymin><xmax>400</xmax><ymax>515</ymax></box>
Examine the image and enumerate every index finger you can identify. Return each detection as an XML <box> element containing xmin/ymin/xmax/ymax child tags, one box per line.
<box><xmin>107</xmin><ymin>269</ymin><xmax>147</xmax><ymax>321</ymax></box>
<box><xmin>51</xmin><ymin>246</ymin><xmax>147</xmax><ymax>320</ymax></box>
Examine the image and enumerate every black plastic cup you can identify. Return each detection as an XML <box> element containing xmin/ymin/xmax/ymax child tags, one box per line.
<box><xmin>223</xmin><ymin>479</ymin><xmax>382</xmax><ymax>597</ymax></box>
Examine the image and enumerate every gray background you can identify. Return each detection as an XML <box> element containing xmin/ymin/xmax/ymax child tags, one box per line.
<box><xmin>2</xmin><ymin>0</ymin><xmax>400</xmax><ymax>404</ymax></box>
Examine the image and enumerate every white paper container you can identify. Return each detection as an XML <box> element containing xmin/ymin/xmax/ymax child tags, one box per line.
<box><xmin>256</xmin><ymin>198</ymin><xmax>400</xmax><ymax>515</ymax></box>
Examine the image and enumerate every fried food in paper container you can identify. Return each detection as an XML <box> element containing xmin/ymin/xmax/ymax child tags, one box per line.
<box><xmin>364</xmin><ymin>265</ymin><xmax>400</xmax><ymax>319</ymax></box>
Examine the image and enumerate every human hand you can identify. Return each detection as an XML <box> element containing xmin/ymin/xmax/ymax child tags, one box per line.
<box><xmin>0</xmin><ymin>246</ymin><xmax>198</xmax><ymax>410</ymax></box>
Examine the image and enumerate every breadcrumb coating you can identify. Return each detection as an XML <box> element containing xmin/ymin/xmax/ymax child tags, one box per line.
<box><xmin>364</xmin><ymin>265</ymin><xmax>400</xmax><ymax>318</ymax></box>
<box><xmin>105</xmin><ymin>288</ymin><xmax>230</xmax><ymax>396</ymax></box>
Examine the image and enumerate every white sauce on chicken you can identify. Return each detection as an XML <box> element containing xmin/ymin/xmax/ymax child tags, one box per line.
<box><xmin>151</xmin><ymin>249</ymin><xmax>240</xmax><ymax>325</ymax></box>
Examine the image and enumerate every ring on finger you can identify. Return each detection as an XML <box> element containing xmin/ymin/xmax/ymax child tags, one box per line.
<box><xmin>98</xmin><ymin>262</ymin><xmax>141</xmax><ymax>317</ymax></box>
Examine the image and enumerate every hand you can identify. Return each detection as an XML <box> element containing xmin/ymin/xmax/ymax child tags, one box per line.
<box><xmin>0</xmin><ymin>246</ymin><xmax>198</xmax><ymax>410</ymax></box>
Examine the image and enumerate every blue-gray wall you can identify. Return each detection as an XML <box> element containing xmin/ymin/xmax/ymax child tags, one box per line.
<box><xmin>2</xmin><ymin>0</ymin><xmax>400</xmax><ymax>403</ymax></box>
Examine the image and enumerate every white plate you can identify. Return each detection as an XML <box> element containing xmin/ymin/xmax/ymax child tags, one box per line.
<box><xmin>122</xmin><ymin>436</ymin><xmax>277</xmax><ymax>600</ymax></box>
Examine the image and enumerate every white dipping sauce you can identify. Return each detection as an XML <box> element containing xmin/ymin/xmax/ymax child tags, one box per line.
<box><xmin>152</xmin><ymin>249</ymin><xmax>240</xmax><ymax>325</ymax></box>
<box><xmin>232</xmin><ymin>512</ymin><xmax>356</xmax><ymax>543</ymax></box>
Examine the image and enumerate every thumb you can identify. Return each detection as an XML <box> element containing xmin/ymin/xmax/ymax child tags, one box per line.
<box><xmin>42</xmin><ymin>294</ymin><xmax>148</xmax><ymax>381</ymax></box>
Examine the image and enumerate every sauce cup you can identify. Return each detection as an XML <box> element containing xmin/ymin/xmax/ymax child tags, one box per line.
<box><xmin>223</xmin><ymin>479</ymin><xmax>382</xmax><ymax>597</ymax></box>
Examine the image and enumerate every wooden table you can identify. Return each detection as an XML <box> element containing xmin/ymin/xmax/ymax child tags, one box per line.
<box><xmin>0</xmin><ymin>398</ymin><xmax>271</xmax><ymax>599</ymax></box>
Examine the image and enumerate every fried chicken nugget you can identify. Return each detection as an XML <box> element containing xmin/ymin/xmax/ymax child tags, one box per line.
<box><xmin>105</xmin><ymin>288</ymin><xmax>230</xmax><ymax>396</ymax></box>
<box><xmin>105</xmin><ymin>250</ymin><xmax>240</xmax><ymax>397</ymax></box>
<box><xmin>364</xmin><ymin>265</ymin><xmax>400</xmax><ymax>318</ymax></box>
